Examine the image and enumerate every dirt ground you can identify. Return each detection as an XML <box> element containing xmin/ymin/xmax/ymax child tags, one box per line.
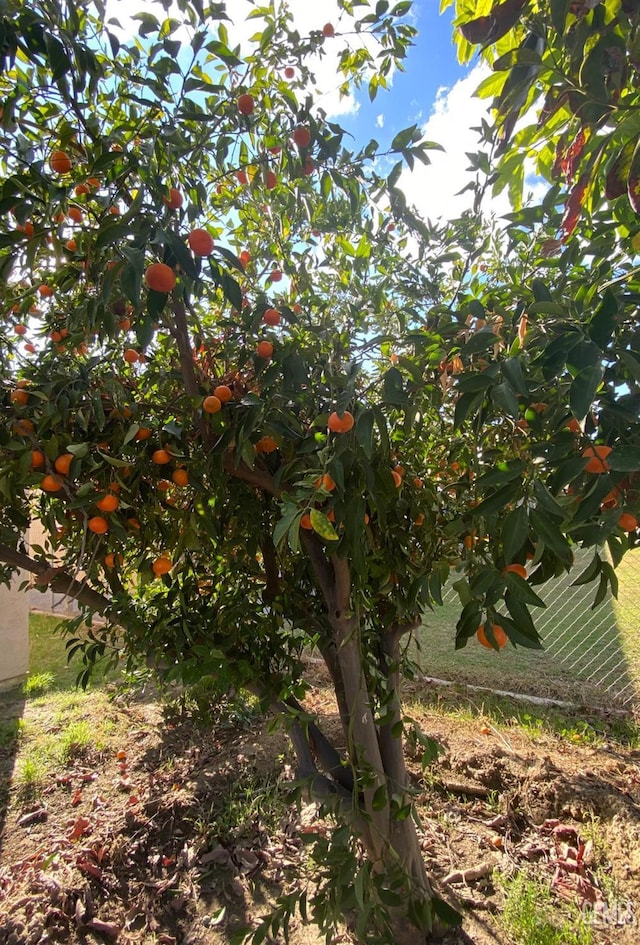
<box><xmin>1</xmin><ymin>671</ymin><xmax>639</xmax><ymax>945</ymax></box>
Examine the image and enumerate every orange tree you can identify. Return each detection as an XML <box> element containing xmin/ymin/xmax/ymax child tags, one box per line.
<box><xmin>2</xmin><ymin>0</ymin><xmax>640</xmax><ymax>943</ymax></box>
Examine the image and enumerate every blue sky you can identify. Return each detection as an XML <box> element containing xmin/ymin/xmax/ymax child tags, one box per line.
<box><xmin>343</xmin><ymin>1</ymin><xmax>466</xmax><ymax>145</ymax></box>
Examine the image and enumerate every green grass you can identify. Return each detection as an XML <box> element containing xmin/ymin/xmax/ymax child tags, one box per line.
<box><xmin>412</xmin><ymin>548</ymin><xmax>640</xmax><ymax>706</ymax></box>
<box><xmin>23</xmin><ymin>612</ymin><xmax>122</xmax><ymax>694</ymax></box>
<box><xmin>500</xmin><ymin>872</ymin><xmax>594</xmax><ymax>945</ymax></box>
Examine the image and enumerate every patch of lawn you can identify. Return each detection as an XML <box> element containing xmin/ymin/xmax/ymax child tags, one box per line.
<box><xmin>25</xmin><ymin>612</ymin><xmax>122</xmax><ymax>694</ymax></box>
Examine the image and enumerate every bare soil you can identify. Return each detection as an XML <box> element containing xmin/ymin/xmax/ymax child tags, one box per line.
<box><xmin>1</xmin><ymin>671</ymin><xmax>639</xmax><ymax>945</ymax></box>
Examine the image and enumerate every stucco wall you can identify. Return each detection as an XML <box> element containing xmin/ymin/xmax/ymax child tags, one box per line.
<box><xmin>0</xmin><ymin>573</ymin><xmax>29</xmax><ymax>688</ymax></box>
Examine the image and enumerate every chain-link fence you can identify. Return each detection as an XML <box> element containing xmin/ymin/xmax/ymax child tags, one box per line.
<box><xmin>435</xmin><ymin>548</ymin><xmax>640</xmax><ymax>710</ymax></box>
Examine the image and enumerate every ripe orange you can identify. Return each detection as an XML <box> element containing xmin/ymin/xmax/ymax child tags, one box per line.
<box><xmin>257</xmin><ymin>340</ymin><xmax>274</xmax><ymax>359</ymax></box>
<box><xmin>68</xmin><ymin>207</ymin><xmax>83</xmax><ymax>224</ymax></box>
<box><xmin>97</xmin><ymin>494</ymin><xmax>120</xmax><ymax>512</ymax></box>
<box><xmin>30</xmin><ymin>449</ymin><xmax>45</xmax><ymax>469</ymax></box>
<box><xmin>124</xmin><ymin>348</ymin><xmax>139</xmax><ymax>364</ymax></box>
<box><xmin>263</xmin><ymin>308</ymin><xmax>281</xmax><ymax>326</ymax></box>
<box><xmin>236</xmin><ymin>170</ymin><xmax>248</xmax><ymax>185</ymax></box>
<box><xmin>87</xmin><ymin>177</ymin><xmax>100</xmax><ymax>188</ymax></box>
<box><xmin>302</xmin><ymin>157</ymin><xmax>315</xmax><ymax>176</ymax></box>
<box><xmin>300</xmin><ymin>512</ymin><xmax>313</xmax><ymax>530</ymax></box>
<box><xmin>38</xmin><ymin>284</ymin><xmax>54</xmax><ymax>298</ymax></box>
<box><xmin>203</xmin><ymin>395</ymin><xmax>222</xmax><ymax>414</ymax></box>
<box><xmin>14</xmin><ymin>324</ymin><xmax>27</xmax><ymax>335</ymax></box>
<box><xmin>414</xmin><ymin>514</ymin><xmax>425</xmax><ymax>526</ymax></box>
<box><xmin>127</xmin><ymin>517</ymin><xmax>141</xmax><ymax>530</ymax></box>
<box><xmin>619</xmin><ymin>512</ymin><xmax>638</xmax><ymax>531</ymax></box>
<box><xmin>10</xmin><ymin>388</ymin><xmax>28</xmax><ymax>405</ymax></box>
<box><xmin>284</xmin><ymin>66</ymin><xmax>295</xmax><ymax>78</ymax></box>
<box><xmin>413</xmin><ymin>477</ymin><xmax>423</xmax><ymax>488</ymax></box>
<box><xmin>104</xmin><ymin>552</ymin><xmax>124</xmax><ymax>568</ymax></box>
<box><xmin>188</xmin><ymin>228</ymin><xmax>214</xmax><ymax>256</ymax></box>
<box><xmin>239</xmin><ymin>249</ymin><xmax>251</xmax><ymax>268</ymax></box>
<box><xmin>328</xmin><ymin>410</ymin><xmax>355</xmax><ymax>433</ymax></box>
<box><xmin>163</xmin><ymin>187</ymin><xmax>183</xmax><ymax>210</ymax></box>
<box><xmin>314</xmin><ymin>473</ymin><xmax>336</xmax><ymax>492</ymax></box>
<box><xmin>583</xmin><ymin>444</ymin><xmax>612</xmax><ymax>473</ymax></box>
<box><xmin>293</xmin><ymin>125</ymin><xmax>311</xmax><ymax>148</ymax></box>
<box><xmin>566</xmin><ymin>418</ymin><xmax>581</xmax><ymax>433</ymax></box>
<box><xmin>65</xmin><ymin>239</ymin><xmax>77</xmax><ymax>252</ymax></box>
<box><xmin>503</xmin><ymin>563</ymin><xmax>527</xmax><ymax>579</ymax></box>
<box><xmin>270</xmin><ymin>269</ymin><xmax>283</xmax><ymax>282</ymax></box>
<box><xmin>49</xmin><ymin>150</ymin><xmax>72</xmax><ymax>174</ymax></box>
<box><xmin>477</xmin><ymin>624</ymin><xmax>508</xmax><ymax>650</ymax></box>
<box><xmin>135</xmin><ymin>427</ymin><xmax>152</xmax><ymax>441</ymax></box>
<box><xmin>172</xmin><ymin>468</ymin><xmax>189</xmax><ymax>487</ymax></box>
<box><xmin>213</xmin><ymin>385</ymin><xmax>233</xmax><ymax>404</ymax></box>
<box><xmin>145</xmin><ymin>262</ymin><xmax>176</xmax><ymax>293</ymax></box>
<box><xmin>54</xmin><ymin>453</ymin><xmax>74</xmax><ymax>475</ymax></box>
<box><xmin>152</xmin><ymin>555</ymin><xmax>172</xmax><ymax>576</ymax></box>
<box><xmin>152</xmin><ymin>448</ymin><xmax>171</xmax><ymax>464</ymax></box>
<box><xmin>391</xmin><ymin>470</ymin><xmax>402</xmax><ymax>488</ymax></box>
<box><xmin>322</xmin><ymin>22</ymin><xmax>335</xmax><ymax>37</ymax></box>
<box><xmin>601</xmin><ymin>487</ymin><xmax>621</xmax><ymax>510</ymax></box>
<box><xmin>74</xmin><ymin>183</ymin><xmax>90</xmax><ymax>196</ymax></box>
<box><xmin>157</xmin><ymin>479</ymin><xmax>171</xmax><ymax>491</ymax></box>
<box><xmin>14</xmin><ymin>418</ymin><xmax>34</xmax><ymax>434</ymax></box>
<box><xmin>237</xmin><ymin>93</ymin><xmax>255</xmax><ymax>115</ymax></box>
<box><xmin>88</xmin><ymin>515</ymin><xmax>109</xmax><ymax>534</ymax></box>
<box><xmin>265</xmin><ymin>170</ymin><xmax>277</xmax><ymax>190</ymax></box>
<box><xmin>255</xmin><ymin>436</ymin><xmax>278</xmax><ymax>453</ymax></box>
<box><xmin>41</xmin><ymin>474</ymin><xmax>63</xmax><ymax>492</ymax></box>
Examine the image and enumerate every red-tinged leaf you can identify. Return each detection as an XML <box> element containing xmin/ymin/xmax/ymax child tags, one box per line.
<box><xmin>555</xmin><ymin>129</ymin><xmax>588</xmax><ymax>184</ymax></box>
<box><xmin>605</xmin><ymin>139</ymin><xmax>636</xmax><ymax>200</ymax></box>
<box><xmin>79</xmin><ymin>772</ymin><xmax>98</xmax><ymax>782</ymax></box>
<box><xmin>561</xmin><ymin>173</ymin><xmax>589</xmax><ymax>238</ymax></box>
<box><xmin>127</xmin><ymin>794</ymin><xmax>141</xmax><ymax>805</ymax></box>
<box><xmin>71</xmin><ymin>789</ymin><xmax>83</xmax><ymax>807</ymax></box>
<box><xmin>627</xmin><ymin>139</ymin><xmax>640</xmax><ymax>213</ymax></box>
<box><xmin>459</xmin><ymin>0</ymin><xmax>529</xmax><ymax>46</ymax></box>
<box><xmin>68</xmin><ymin>815</ymin><xmax>92</xmax><ymax>840</ymax></box>
<box><xmin>76</xmin><ymin>857</ymin><xmax>104</xmax><ymax>881</ymax></box>
<box><xmin>85</xmin><ymin>918</ymin><xmax>120</xmax><ymax>937</ymax></box>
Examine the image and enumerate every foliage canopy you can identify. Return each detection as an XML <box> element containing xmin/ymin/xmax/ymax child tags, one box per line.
<box><xmin>1</xmin><ymin>0</ymin><xmax>640</xmax><ymax>941</ymax></box>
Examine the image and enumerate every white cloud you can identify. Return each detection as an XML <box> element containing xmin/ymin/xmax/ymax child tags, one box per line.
<box><xmin>401</xmin><ymin>64</ymin><xmax>548</xmax><ymax>223</ymax></box>
<box><xmin>399</xmin><ymin>64</ymin><xmax>504</xmax><ymax>221</ymax></box>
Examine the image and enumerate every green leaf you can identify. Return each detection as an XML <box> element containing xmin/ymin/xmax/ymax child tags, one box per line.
<box><xmin>356</xmin><ymin>409</ymin><xmax>374</xmax><ymax>459</ymax></box>
<box><xmin>382</xmin><ymin>367</ymin><xmax>407</xmax><ymax>405</ymax></box>
<box><xmin>471</xmin><ymin>481</ymin><xmax>521</xmax><ymax>517</ymax></box>
<box><xmin>609</xmin><ymin>446</ymin><xmax>640</xmax><ymax>472</ymax></box>
<box><xmin>491</xmin><ymin>381</ymin><xmax>519</xmax><ymax>418</ymax></box>
<box><xmin>310</xmin><ymin>509</ymin><xmax>339</xmax><ymax>541</ymax></box>
<box><xmin>530</xmin><ymin>509</ymin><xmax>574</xmax><ymax>565</ymax></box>
<box><xmin>503</xmin><ymin>572</ymin><xmax>546</xmax><ymax>608</ymax></box>
<box><xmin>588</xmin><ymin>290</ymin><xmax>619</xmax><ymax>350</ymax></box>
<box><xmin>571</xmin><ymin>554</ymin><xmax>601</xmax><ymax>587</ymax></box>
<box><xmin>569</xmin><ymin>364</ymin><xmax>604</xmax><ymax>420</ymax></box>
<box><xmin>502</xmin><ymin>505</ymin><xmax>528</xmax><ymax>562</ymax></box>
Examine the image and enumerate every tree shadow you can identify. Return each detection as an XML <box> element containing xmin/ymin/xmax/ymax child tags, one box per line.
<box><xmin>0</xmin><ymin>684</ymin><xmax>26</xmax><ymax>861</ymax></box>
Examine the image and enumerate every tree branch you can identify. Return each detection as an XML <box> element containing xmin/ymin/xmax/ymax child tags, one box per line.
<box><xmin>0</xmin><ymin>544</ymin><xmax>113</xmax><ymax>614</ymax></box>
<box><xmin>222</xmin><ymin>451</ymin><xmax>282</xmax><ymax>496</ymax></box>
